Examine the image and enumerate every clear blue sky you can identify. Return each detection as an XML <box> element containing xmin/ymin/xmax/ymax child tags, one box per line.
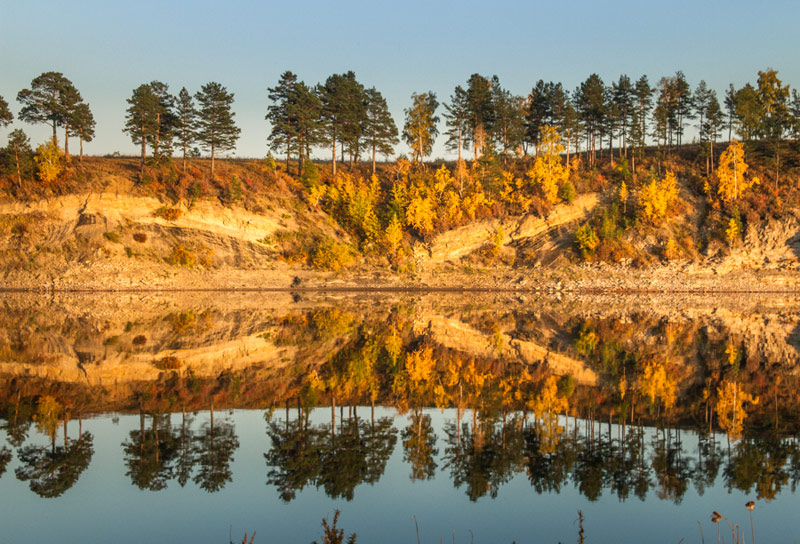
<box><xmin>1</xmin><ymin>0</ymin><xmax>798</xmax><ymax>159</ymax></box>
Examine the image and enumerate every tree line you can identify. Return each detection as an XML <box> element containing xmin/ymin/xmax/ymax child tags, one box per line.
<box><xmin>1</xmin><ymin>68</ymin><xmax>799</xmax><ymax>181</ymax></box>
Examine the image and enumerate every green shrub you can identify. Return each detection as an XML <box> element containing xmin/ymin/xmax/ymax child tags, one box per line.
<box><xmin>574</xmin><ymin>224</ymin><xmax>599</xmax><ymax>259</ymax></box>
<box><xmin>310</xmin><ymin>237</ymin><xmax>354</xmax><ymax>271</ymax></box>
<box><xmin>559</xmin><ymin>180</ymin><xmax>576</xmax><ymax>203</ymax></box>
<box><xmin>103</xmin><ymin>231</ymin><xmax>120</xmax><ymax>243</ymax></box>
<box><xmin>167</xmin><ymin>244</ymin><xmax>195</xmax><ymax>267</ymax></box>
<box><xmin>153</xmin><ymin>356</ymin><xmax>182</xmax><ymax>370</ymax></box>
<box><xmin>153</xmin><ymin>206</ymin><xmax>182</xmax><ymax>221</ymax></box>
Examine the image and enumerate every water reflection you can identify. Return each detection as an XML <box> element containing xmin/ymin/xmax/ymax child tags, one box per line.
<box><xmin>2</xmin><ymin>292</ymin><xmax>800</xmax><ymax>508</ymax></box>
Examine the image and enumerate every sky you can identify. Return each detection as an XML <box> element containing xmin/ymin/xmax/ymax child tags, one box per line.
<box><xmin>1</xmin><ymin>0</ymin><xmax>798</xmax><ymax>160</ymax></box>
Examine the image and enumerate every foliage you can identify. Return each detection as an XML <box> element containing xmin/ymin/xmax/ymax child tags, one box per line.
<box><xmin>574</xmin><ymin>224</ymin><xmax>599</xmax><ymax>259</ymax></box>
<box><xmin>168</xmin><ymin>243</ymin><xmax>196</xmax><ymax>267</ymax></box>
<box><xmin>312</xmin><ymin>510</ymin><xmax>357</xmax><ymax>544</ymax></box>
<box><xmin>638</xmin><ymin>170</ymin><xmax>679</xmax><ymax>224</ymax></box>
<box><xmin>34</xmin><ymin>139</ymin><xmax>64</xmax><ymax>183</ymax></box>
<box><xmin>526</xmin><ymin>125</ymin><xmax>569</xmax><ymax>204</ymax></box>
<box><xmin>638</xmin><ymin>360</ymin><xmax>676</xmax><ymax>412</ymax></box>
<box><xmin>310</xmin><ymin>237</ymin><xmax>354</xmax><ymax>271</ymax></box>
<box><xmin>153</xmin><ymin>206</ymin><xmax>183</xmax><ymax>221</ymax></box>
<box><xmin>153</xmin><ymin>356</ymin><xmax>182</xmax><ymax>370</ymax></box>
<box><xmin>716</xmin><ymin>380</ymin><xmax>758</xmax><ymax>439</ymax></box>
<box><xmin>716</xmin><ymin>140</ymin><xmax>758</xmax><ymax>202</ymax></box>
<box><xmin>403</xmin><ymin>92</ymin><xmax>439</xmax><ymax>162</ymax></box>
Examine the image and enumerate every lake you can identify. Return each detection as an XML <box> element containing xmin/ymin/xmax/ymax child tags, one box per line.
<box><xmin>1</xmin><ymin>291</ymin><xmax>799</xmax><ymax>543</ymax></box>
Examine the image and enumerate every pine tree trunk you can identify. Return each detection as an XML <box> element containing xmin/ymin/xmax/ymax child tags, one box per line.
<box><xmin>372</xmin><ymin>142</ymin><xmax>376</xmax><ymax>176</ymax></box>
<box><xmin>298</xmin><ymin>135</ymin><xmax>304</xmax><ymax>177</ymax></box>
<box><xmin>155</xmin><ymin>113</ymin><xmax>160</xmax><ymax>159</ymax></box>
<box><xmin>80</xmin><ymin>137</ymin><xmax>84</xmax><ymax>162</ymax></box>
<box><xmin>13</xmin><ymin>144</ymin><xmax>21</xmax><ymax>187</ymax></box>
<box><xmin>64</xmin><ymin>122</ymin><xmax>69</xmax><ymax>160</ymax></box>
<box><xmin>332</xmin><ymin>136</ymin><xmax>337</xmax><ymax>177</ymax></box>
<box><xmin>140</xmin><ymin>124</ymin><xmax>146</xmax><ymax>174</ymax></box>
<box><xmin>211</xmin><ymin>142</ymin><xmax>215</xmax><ymax>179</ymax></box>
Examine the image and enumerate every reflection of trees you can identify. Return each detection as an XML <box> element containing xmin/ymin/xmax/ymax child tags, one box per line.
<box><xmin>265</xmin><ymin>411</ymin><xmax>323</xmax><ymax>502</ymax></box>
<box><xmin>122</xmin><ymin>412</ymin><xmax>178</xmax><ymax>491</ymax></box>
<box><xmin>651</xmin><ymin>430</ymin><xmax>692</xmax><ymax>504</ymax></box>
<box><xmin>175</xmin><ymin>412</ymin><xmax>196</xmax><ymax>487</ymax></box>
<box><xmin>443</xmin><ymin>415</ymin><xmax>525</xmax><ymax>501</ymax></box>
<box><xmin>15</xmin><ymin>431</ymin><xmax>94</xmax><ymax>498</ymax></box>
<box><xmin>2</xmin><ymin>393</ymin><xmax>34</xmax><ymax>448</ymax></box>
<box><xmin>524</xmin><ymin>423</ymin><xmax>578</xmax><ymax>494</ymax></box>
<box><xmin>265</xmin><ymin>406</ymin><xmax>397</xmax><ymax>502</ymax></box>
<box><xmin>193</xmin><ymin>408</ymin><xmax>239</xmax><ymax>493</ymax></box>
<box><xmin>402</xmin><ymin>411</ymin><xmax>437</xmax><ymax>481</ymax></box>
<box><xmin>692</xmin><ymin>432</ymin><xmax>722</xmax><ymax>496</ymax></box>
<box><xmin>364</xmin><ymin>409</ymin><xmax>398</xmax><ymax>484</ymax></box>
<box><xmin>724</xmin><ymin>435</ymin><xmax>792</xmax><ymax>501</ymax></box>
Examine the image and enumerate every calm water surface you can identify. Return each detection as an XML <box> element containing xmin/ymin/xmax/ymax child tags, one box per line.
<box><xmin>1</xmin><ymin>292</ymin><xmax>799</xmax><ymax>543</ymax></box>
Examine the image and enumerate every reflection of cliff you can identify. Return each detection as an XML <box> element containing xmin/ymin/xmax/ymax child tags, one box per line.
<box><xmin>415</xmin><ymin>315</ymin><xmax>598</xmax><ymax>386</ymax></box>
<box><xmin>3</xmin><ymin>292</ymin><xmax>800</xmax><ymax>429</ymax></box>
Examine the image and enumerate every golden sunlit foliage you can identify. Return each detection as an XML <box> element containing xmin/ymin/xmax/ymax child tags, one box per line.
<box><xmin>638</xmin><ymin>170</ymin><xmax>679</xmax><ymax>224</ymax></box>
<box><xmin>716</xmin><ymin>140</ymin><xmax>759</xmax><ymax>202</ymax></box>
<box><xmin>527</xmin><ymin>126</ymin><xmax>569</xmax><ymax>204</ymax></box>
<box><xmin>638</xmin><ymin>360</ymin><xmax>676</xmax><ymax>412</ymax></box>
<box><xmin>34</xmin><ymin>395</ymin><xmax>62</xmax><ymax>442</ymax></box>
<box><xmin>529</xmin><ymin>375</ymin><xmax>569</xmax><ymax>418</ymax></box>
<box><xmin>34</xmin><ymin>139</ymin><xmax>63</xmax><ymax>183</ymax></box>
<box><xmin>715</xmin><ymin>380</ymin><xmax>758</xmax><ymax>439</ymax></box>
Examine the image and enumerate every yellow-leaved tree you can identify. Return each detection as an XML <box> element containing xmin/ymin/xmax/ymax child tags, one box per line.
<box><xmin>384</xmin><ymin>213</ymin><xmax>404</xmax><ymax>259</ymax></box>
<box><xmin>433</xmin><ymin>164</ymin><xmax>453</xmax><ymax>200</ymax></box>
<box><xmin>527</xmin><ymin>125</ymin><xmax>569</xmax><ymax>204</ymax></box>
<box><xmin>529</xmin><ymin>375</ymin><xmax>569</xmax><ymax>454</ymax></box>
<box><xmin>717</xmin><ymin>140</ymin><xmax>759</xmax><ymax>202</ymax></box>
<box><xmin>715</xmin><ymin>379</ymin><xmax>758</xmax><ymax>439</ymax></box>
<box><xmin>639</xmin><ymin>170</ymin><xmax>679</xmax><ymax>224</ymax></box>
<box><xmin>405</xmin><ymin>190</ymin><xmax>436</xmax><ymax>236</ymax></box>
<box><xmin>35</xmin><ymin>139</ymin><xmax>64</xmax><ymax>183</ymax></box>
<box><xmin>638</xmin><ymin>360</ymin><xmax>676</xmax><ymax>413</ymax></box>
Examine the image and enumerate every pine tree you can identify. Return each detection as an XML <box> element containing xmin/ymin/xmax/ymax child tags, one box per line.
<box><xmin>5</xmin><ymin>129</ymin><xmax>33</xmax><ymax>187</ymax></box>
<box><xmin>574</xmin><ymin>74</ymin><xmax>606</xmax><ymax>166</ymax></box>
<box><xmin>0</xmin><ymin>95</ymin><xmax>12</xmax><ymax>127</ymax></box>
<box><xmin>629</xmin><ymin>75</ymin><xmax>653</xmax><ymax>172</ymax></box>
<box><xmin>465</xmin><ymin>74</ymin><xmax>495</xmax><ymax>159</ymax></box>
<box><xmin>701</xmin><ymin>90</ymin><xmax>724</xmax><ymax>174</ymax></box>
<box><xmin>70</xmin><ymin>102</ymin><xmax>95</xmax><ymax>162</ymax></box>
<box><xmin>175</xmin><ymin>87</ymin><xmax>197</xmax><ymax>172</ymax></box>
<box><xmin>318</xmin><ymin>72</ymin><xmax>363</xmax><ymax>176</ymax></box>
<box><xmin>147</xmin><ymin>81</ymin><xmax>177</xmax><ymax>160</ymax></box>
<box><xmin>525</xmin><ymin>80</ymin><xmax>551</xmax><ymax>154</ymax></box>
<box><xmin>733</xmin><ymin>84</ymin><xmax>762</xmax><ymax>141</ymax></box>
<box><xmin>292</xmin><ymin>81</ymin><xmax>322</xmax><ymax>176</ymax></box>
<box><xmin>363</xmin><ymin>87</ymin><xmax>398</xmax><ymax>175</ymax></box>
<box><xmin>267</xmin><ymin>71</ymin><xmax>299</xmax><ymax>172</ymax></box>
<box><xmin>492</xmin><ymin>83</ymin><xmax>525</xmax><ymax>164</ymax></box>
<box><xmin>403</xmin><ymin>92</ymin><xmax>439</xmax><ymax>163</ymax></box>
<box><xmin>443</xmin><ymin>86</ymin><xmax>469</xmax><ymax>163</ymax></box>
<box><xmin>724</xmin><ymin>84</ymin><xmax>737</xmax><ymax>141</ymax></box>
<box><xmin>17</xmin><ymin>72</ymin><xmax>84</xmax><ymax>156</ymax></box>
<box><xmin>673</xmin><ymin>71</ymin><xmax>694</xmax><ymax>147</ymax></box>
<box><xmin>195</xmin><ymin>82</ymin><xmax>240</xmax><ymax>179</ymax></box>
<box><xmin>123</xmin><ymin>84</ymin><xmax>160</xmax><ymax>174</ymax></box>
<box><xmin>612</xmin><ymin>75</ymin><xmax>634</xmax><ymax>158</ymax></box>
